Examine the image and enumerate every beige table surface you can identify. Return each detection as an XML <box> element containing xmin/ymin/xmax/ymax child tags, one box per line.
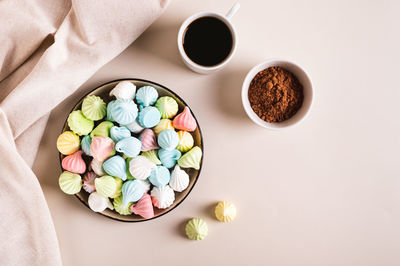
<box><xmin>33</xmin><ymin>0</ymin><xmax>400</xmax><ymax>265</ymax></box>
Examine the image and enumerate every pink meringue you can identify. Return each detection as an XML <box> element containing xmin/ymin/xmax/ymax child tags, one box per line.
<box><xmin>90</xmin><ymin>136</ymin><xmax>115</xmax><ymax>162</ymax></box>
<box><xmin>139</xmin><ymin>129</ymin><xmax>158</xmax><ymax>152</ymax></box>
<box><xmin>61</xmin><ymin>150</ymin><xmax>86</xmax><ymax>174</ymax></box>
<box><xmin>130</xmin><ymin>193</ymin><xmax>154</xmax><ymax>219</ymax></box>
<box><xmin>83</xmin><ymin>171</ymin><xmax>97</xmax><ymax>193</ymax></box>
<box><xmin>172</xmin><ymin>107</ymin><xmax>197</xmax><ymax>132</ymax></box>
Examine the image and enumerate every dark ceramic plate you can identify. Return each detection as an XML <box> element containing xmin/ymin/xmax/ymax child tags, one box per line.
<box><xmin>59</xmin><ymin>79</ymin><xmax>203</xmax><ymax>222</ymax></box>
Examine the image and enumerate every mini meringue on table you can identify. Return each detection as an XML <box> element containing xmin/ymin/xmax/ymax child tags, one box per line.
<box><xmin>157</xmin><ymin>129</ymin><xmax>179</xmax><ymax>150</ymax></box>
<box><xmin>115</xmin><ymin>136</ymin><xmax>142</xmax><ymax>158</ymax></box>
<box><xmin>215</xmin><ymin>201</ymin><xmax>237</xmax><ymax>223</ymax></box>
<box><xmin>131</xmin><ymin>193</ymin><xmax>154</xmax><ymax>219</ymax></box>
<box><xmin>90</xmin><ymin>121</ymin><xmax>114</xmax><ymax>138</ymax></box>
<box><xmin>153</xmin><ymin>118</ymin><xmax>174</xmax><ymax>135</ymax></box>
<box><xmin>81</xmin><ymin>95</ymin><xmax>107</xmax><ymax>121</ymax></box>
<box><xmin>61</xmin><ymin>150</ymin><xmax>86</xmax><ymax>174</ymax></box>
<box><xmin>177</xmin><ymin>146</ymin><xmax>202</xmax><ymax>170</ymax></box>
<box><xmin>185</xmin><ymin>218</ymin><xmax>208</xmax><ymax>240</ymax></box>
<box><xmin>111</xmin><ymin>99</ymin><xmax>138</xmax><ymax>125</ymax></box>
<box><xmin>67</xmin><ymin>110</ymin><xmax>94</xmax><ymax>136</ymax></box>
<box><xmin>102</xmin><ymin>155</ymin><xmax>127</xmax><ymax>181</ymax></box>
<box><xmin>149</xmin><ymin>166</ymin><xmax>171</xmax><ymax>187</ymax></box>
<box><xmin>155</xmin><ymin>96</ymin><xmax>178</xmax><ymax>119</ymax></box>
<box><xmin>122</xmin><ymin>180</ymin><xmax>145</xmax><ymax>206</ymax></box>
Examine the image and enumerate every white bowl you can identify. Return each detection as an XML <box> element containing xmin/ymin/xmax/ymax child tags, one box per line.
<box><xmin>241</xmin><ymin>59</ymin><xmax>314</xmax><ymax>129</ymax></box>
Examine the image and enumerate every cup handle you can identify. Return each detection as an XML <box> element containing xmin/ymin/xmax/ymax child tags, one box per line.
<box><xmin>225</xmin><ymin>3</ymin><xmax>240</xmax><ymax>20</ymax></box>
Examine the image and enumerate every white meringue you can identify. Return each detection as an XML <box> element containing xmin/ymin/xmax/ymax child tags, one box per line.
<box><xmin>151</xmin><ymin>185</ymin><xmax>175</xmax><ymax>209</ymax></box>
<box><xmin>136</xmin><ymin>179</ymin><xmax>151</xmax><ymax>193</ymax></box>
<box><xmin>88</xmin><ymin>192</ymin><xmax>113</xmax><ymax>212</ymax></box>
<box><xmin>169</xmin><ymin>165</ymin><xmax>189</xmax><ymax>192</ymax></box>
<box><xmin>124</xmin><ymin>118</ymin><xmax>144</xmax><ymax>134</ymax></box>
<box><xmin>129</xmin><ymin>155</ymin><xmax>156</xmax><ymax>180</ymax></box>
<box><xmin>110</xmin><ymin>81</ymin><xmax>136</xmax><ymax>100</ymax></box>
<box><xmin>90</xmin><ymin>158</ymin><xmax>105</xmax><ymax>176</ymax></box>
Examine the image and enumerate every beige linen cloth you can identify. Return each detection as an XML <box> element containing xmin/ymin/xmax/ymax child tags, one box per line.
<box><xmin>0</xmin><ymin>0</ymin><xmax>169</xmax><ymax>265</ymax></box>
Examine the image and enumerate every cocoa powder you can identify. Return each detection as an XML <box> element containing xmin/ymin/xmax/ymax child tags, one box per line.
<box><xmin>248</xmin><ymin>66</ymin><xmax>304</xmax><ymax>123</ymax></box>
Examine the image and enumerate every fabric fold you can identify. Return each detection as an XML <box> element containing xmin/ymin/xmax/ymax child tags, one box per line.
<box><xmin>0</xmin><ymin>0</ymin><xmax>169</xmax><ymax>264</ymax></box>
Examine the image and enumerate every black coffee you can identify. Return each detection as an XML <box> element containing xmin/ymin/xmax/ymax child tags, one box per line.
<box><xmin>183</xmin><ymin>16</ymin><xmax>233</xmax><ymax>67</ymax></box>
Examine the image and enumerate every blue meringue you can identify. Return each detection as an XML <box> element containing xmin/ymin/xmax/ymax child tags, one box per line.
<box><xmin>110</xmin><ymin>126</ymin><xmax>131</xmax><ymax>143</ymax></box>
<box><xmin>110</xmin><ymin>99</ymin><xmax>138</xmax><ymax>125</ymax></box>
<box><xmin>157</xmin><ymin>129</ymin><xmax>179</xmax><ymax>150</ymax></box>
<box><xmin>158</xmin><ymin>149</ymin><xmax>181</xmax><ymax>168</ymax></box>
<box><xmin>106</xmin><ymin>100</ymin><xmax>116</xmax><ymax>122</ymax></box>
<box><xmin>102</xmin><ymin>155</ymin><xmax>127</xmax><ymax>181</ymax></box>
<box><xmin>122</xmin><ymin>180</ymin><xmax>145</xmax><ymax>205</ymax></box>
<box><xmin>149</xmin><ymin>165</ymin><xmax>171</xmax><ymax>187</ymax></box>
<box><xmin>81</xmin><ymin>135</ymin><xmax>92</xmax><ymax>156</ymax></box>
<box><xmin>136</xmin><ymin>86</ymin><xmax>158</xmax><ymax>107</ymax></box>
<box><xmin>115</xmin><ymin>136</ymin><xmax>142</xmax><ymax>158</ymax></box>
<box><xmin>138</xmin><ymin>106</ymin><xmax>161</xmax><ymax>128</ymax></box>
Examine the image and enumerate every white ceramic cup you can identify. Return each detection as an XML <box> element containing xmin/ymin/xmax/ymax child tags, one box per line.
<box><xmin>241</xmin><ymin>59</ymin><xmax>314</xmax><ymax>130</ymax></box>
<box><xmin>177</xmin><ymin>3</ymin><xmax>240</xmax><ymax>74</ymax></box>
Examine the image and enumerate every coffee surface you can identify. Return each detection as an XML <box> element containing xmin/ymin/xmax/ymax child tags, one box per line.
<box><xmin>248</xmin><ymin>66</ymin><xmax>304</xmax><ymax>123</ymax></box>
<box><xmin>183</xmin><ymin>16</ymin><xmax>232</xmax><ymax>67</ymax></box>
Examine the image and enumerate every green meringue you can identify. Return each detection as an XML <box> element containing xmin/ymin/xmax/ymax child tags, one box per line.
<box><xmin>142</xmin><ymin>150</ymin><xmax>162</xmax><ymax>165</ymax></box>
<box><xmin>67</xmin><ymin>110</ymin><xmax>94</xmax><ymax>136</ymax></box>
<box><xmin>155</xmin><ymin>96</ymin><xmax>178</xmax><ymax>119</ymax></box>
<box><xmin>59</xmin><ymin>171</ymin><xmax>82</xmax><ymax>195</ymax></box>
<box><xmin>185</xmin><ymin>218</ymin><xmax>208</xmax><ymax>240</ymax></box>
<box><xmin>81</xmin><ymin>95</ymin><xmax>107</xmax><ymax>121</ymax></box>
<box><xmin>113</xmin><ymin>195</ymin><xmax>133</xmax><ymax>215</ymax></box>
<box><xmin>94</xmin><ymin>175</ymin><xmax>118</xmax><ymax>198</ymax></box>
<box><xmin>90</xmin><ymin>121</ymin><xmax>114</xmax><ymax>138</ymax></box>
<box><xmin>178</xmin><ymin>146</ymin><xmax>202</xmax><ymax>170</ymax></box>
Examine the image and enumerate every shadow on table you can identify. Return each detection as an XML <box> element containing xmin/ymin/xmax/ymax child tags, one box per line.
<box><xmin>134</xmin><ymin>20</ymin><xmax>189</xmax><ymax>71</ymax></box>
<box><xmin>213</xmin><ymin>66</ymin><xmax>252</xmax><ymax>121</ymax></box>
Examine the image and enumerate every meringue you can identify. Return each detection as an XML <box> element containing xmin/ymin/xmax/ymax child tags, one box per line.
<box><xmin>102</xmin><ymin>155</ymin><xmax>127</xmax><ymax>181</ymax></box>
<box><xmin>136</xmin><ymin>86</ymin><xmax>158</xmax><ymax>106</ymax></box>
<box><xmin>90</xmin><ymin>158</ymin><xmax>105</xmax><ymax>176</ymax></box>
<box><xmin>106</xmin><ymin>100</ymin><xmax>116</xmax><ymax>122</ymax></box>
<box><xmin>115</xmin><ymin>136</ymin><xmax>142</xmax><ymax>158</ymax></box>
<box><xmin>88</xmin><ymin>192</ymin><xmax>113</xmax><ymax>212</ymax></box>
<box><xmin>90</xmin><ymin>136</ymin><xmax>115</xmax><ymax>162</ymax></box>
<box><xmin>122</xmin><ymin>180</ymin><xmax>145</xmax><ymax>206</ymax></box>
<box><xmin>215</xmin><ymin>201</ymin><xmax>237</xmax><ymax>223</ymax></box>
<box><xmin>176</xmin><ymin>131</ymin><xmax>194</xmax><ymax>153</ymax></box>
<box><xmin>131</xmin><ymin>194</ymin><xmax>154</xmax><ymax>219</ymax></box>
<box><xmin>157</xmin><ymin>129</ymin><xmax>179</xmax><ymax>150</ymax></box>
<box><xmin>138</xmin><ymin>106</ymin><xmax>161</xmax><ymax>128</ymax></box>
<box><xmin>90</xmin><ymin>121</ymin><xmax>114</xmax><ymax>138</ymax></box>
<box><xmin>129</xmin><ymin>155</ymin><xmax>156</xmax><ymax>180</ymax></box>
<box><xmin>155</xmin><ymin>96</ymin><xmax>178</xmax><ymax>119</ymax></box>
<box><xmin>172</xmin><ymin>106</ymin><xmax>197</xmax><ymax>132</ymax></box>
<box><xmin>59</xmin><ymin>171</ymin><xmax>82</xmax><ymax>195</ymax></box>
<box><xmin>185</xmin><ymin>218</ymin><xmax>208</xmax><ymax>240</ymax></box>
<box><xmin>169</xmin><ymin>166</ymin><xmax>189</xmax><ymax>192</ymax></box>
<box><xmin>110</xmin><ymin>126</ymin><xmax>131</xmax><ymax>143</ymax></box>
<box><xmin>94</xmin><ymin>175</ymin><xmax>118</xmax><ymax>198</ymax></box>
<box><xmin>83</xmin><ymin>172</ymin><xmax>97</xmax><ymax>193</ymax></box>
<box><xmin>153</xmin><ymin>118</ymin><xmax>174</xmax><ymax>135</ymax></box>
<box><xmin>81</xmin><ymin>135</ymin><xmax>92</xmax><ymax>156</ymax></box>
<box><xmin>110</xmin><ymin>81</ymin><xmax>136</xmax><ymax>100</ymax></box>
<box><xmin>151</xmin><ymin>185</ymin><xmax>175</xmax><ymax>209</ymax></box>
<box><xmin>139</xmin><ymin>129</ymin><xmax>158</xmax><ymax>152</ymax></box>
<box><xmin>57</xmin><ymin>131</ymin><xmax>80</xmax><ymax>155</ymax></box>
<box><xmin>113</xmin><ymin>195</ymin><xmax>133</xmax><ymax>215</ymax></box>
<box><xmin>81</xmin><ymin>95</ymin><xmax>106</xmax><ymax>121</ymax></box>
<box><xmin>178</xmin><ymin>146</ymin><xmax>202</xmax><ymax>170</ymax></box>
<box><xmin>123</xmin><ymin>118</ymin><xmax>144</xmax><ymax>134</ymax></box>
<box><xmin>149</xmin><ymin>166</ymin><xmax>171</xmax><ymax>187</ymax></box>
<box><xmin>136</xmin><ymin>179</ymin><xmax>151</xmax><ymax>193</ymax></box>
<box><xmin>158</xmin><ymin>149</ymin><xmax>181</xmax><ymax>168</ymax></box>
<box><xmin>111</xmin><ymin>99</ymin><xmax>138</xmax><ymax>125</ymax></box>
<box><xmin>61</xmin><ymin>150</ymin><xmax>86</xmax><ymax>174</ymax></box>
<box><xmin>141</xmin><ymin>150</ymin><xmax>162</xmax><ymax>165</ymax></box>
<box><xmin>67</xmin><ymin>110</ymin><xmax>94</xmax><ymax>136</ymax></box>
